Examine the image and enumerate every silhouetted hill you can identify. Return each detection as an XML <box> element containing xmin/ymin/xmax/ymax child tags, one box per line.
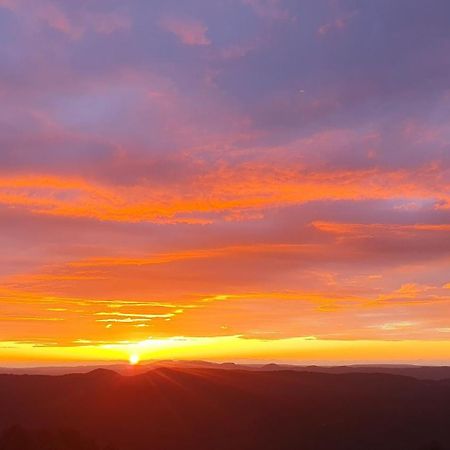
<box><xmin>287</xmin><ymin>364</ymin><xmax>450</xmax><ymax>380</ymax></box>
<box><xmin>1</xmin><ymin>361</ymin><xmax>450</xmax><ymax>380</ymax></box>
<box><xmin>0</xmin><ymin>368</ymin><xmax>449</xmax><ymax>450</ymax></box>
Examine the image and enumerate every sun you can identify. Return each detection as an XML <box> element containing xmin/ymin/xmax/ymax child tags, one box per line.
<box><xmin>129</xmin><ymin>354</ymin><xmax>140</xmax><ymax>365</ymax></box>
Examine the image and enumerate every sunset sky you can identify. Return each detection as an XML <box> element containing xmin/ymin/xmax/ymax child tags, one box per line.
<box><xmin>1</xmin><ymin>0</ymin><xmax>449</xmax><ymax>365</ymax></box>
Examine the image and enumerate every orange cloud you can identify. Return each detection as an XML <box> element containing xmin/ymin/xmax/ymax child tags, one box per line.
<box><xmin>0</xmin><ymin>164</ymin><xmax>448</xmax><ymax>224</ymax></box>
<box><xmin>67</xmin><ymin>244</ymin><xmax>316</xmax><ymax>268</ymax></box>
<box><xmin>313</xmin><ymin>221</ymin><xmax>450</xmax><ymax>235</ymax></box>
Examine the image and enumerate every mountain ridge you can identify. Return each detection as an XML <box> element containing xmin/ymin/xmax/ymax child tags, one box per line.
<box><xmin>0</xmin><ymin>367</ymin><xmax>449</xmax><ymax>450</ymax></box>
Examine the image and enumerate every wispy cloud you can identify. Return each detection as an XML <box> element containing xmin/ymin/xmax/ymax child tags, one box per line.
<box><xmin>160</xmin><ymin>16</ymin><xmax>210</xmax><ymax>46</ymax></box>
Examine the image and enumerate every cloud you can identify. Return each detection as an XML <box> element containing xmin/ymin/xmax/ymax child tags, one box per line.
<box><xmin>160</xmin><ymin>16</ymin><xmax>210</xmax><ymax>46</ymax></box>
<box><xmin>0</xmin><ymin>0</ymin><xmax>131</xmax><ymax>39</ymax></box>
<box><xmin>85</xmin><ymin>11</ymin><xmax>131</xmax><ymax>35</ymax></box>
<box><xmin>95</xmin><ymin>312</ymin><xmax>175</xmax><ymax>319</ymax></box>
<box><xmin>34</xmin><ymin>1</ymin><xmax>82</xmax><ymax>39</ymax></box>
<box><xmin>242</xmin><ymin>0</ymin><xmax>291</xmax><ymax>21</ymax></box>
<box><xmin>0</xmin><ymin>163</ymin><xmax>448</xmax><ymax>224</ymax></box>
<box><xmin>317</xmin><ymin>11</ymin><xmax>357</xmax><ymax>36</ymax></box>
<box><xmin>313</xmin><ymin>221</ymin><xmax>450</xmax><ymax>235</ymax></box>
<box><xmin>0</xmin><ymin>0</ymin><xmax>17</xmax><ymax>11</ymax></box>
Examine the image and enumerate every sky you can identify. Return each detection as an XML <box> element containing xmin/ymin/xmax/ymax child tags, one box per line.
<box><xmin>0</xmin><ymin>0</ymin><xmax>449</xmax><ymax>365</ymax></box>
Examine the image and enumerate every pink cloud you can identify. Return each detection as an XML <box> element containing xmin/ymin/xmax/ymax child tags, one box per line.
<box><xmin>243</xmin><ymin>0</ymin><xmax>291</xmax><ymax>21</ymax></box>
<box><xmin>86</xmin><ymin>11</ymin><xmax>131</xmax><ymax>35</ymax></box>
<box><xmin>0</xmin><ymin>0</ymin><xmax>16</xmax><ymax>10</ymax></box>
<box><xmin>1</xmin><ymin>1</ymin><xmax>130</xmax><ymax>39</ymax></box>
<box><xmin>36</xmin><ymin>2</ymin><xmax>82</xmax><ymax>39</ymax></box>
<box><xmin>160</xmin><ymin>16</ymin><xmax>210</xmax><ymax>46</ymax></box>
<box><xmin>318</xmin><ymin>11</ymin><xmax>357</xmax><ymax>36</ymax></box>
<box><xmin>0</xmin><ymin>0</ymin><xmax>81</xmax><ymax>39</ymax></box>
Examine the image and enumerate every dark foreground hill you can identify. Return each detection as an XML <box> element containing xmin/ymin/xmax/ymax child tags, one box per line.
<box><xmin>0</xmin><ymin>368</ymin><xmax>449</xmax><ymax>450</ymax></box>
<box><xmin>0</xmin><ymin>425</ymin><xmax>117</xmax><ymax>450</ymax></box>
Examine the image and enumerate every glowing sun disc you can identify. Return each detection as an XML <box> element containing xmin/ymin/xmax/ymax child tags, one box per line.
<box><xmin>129</xmin><ymin>354</ymin><xmax>140</xmax><ymax>365</ymax></box>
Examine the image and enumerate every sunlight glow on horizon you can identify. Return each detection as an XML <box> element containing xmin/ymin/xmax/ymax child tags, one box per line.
<box><xmin>129</xmin><ymin>354</ymin><xmax>140</xmax><ymax>365</ymax></box>
<box><xmin>1</xmin><ymin>335</ymin><xmax>450</xmax><ymax>366</ymax></box>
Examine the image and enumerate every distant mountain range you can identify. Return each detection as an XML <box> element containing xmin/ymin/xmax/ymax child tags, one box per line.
<box><xmin>0</xmin><ymin>365</ymin><xmax>449</xmax><ymax>450</ymax></box>
<box><xmin>1</xmin><ymin>360</ymin><xmax>450</xmax><ymax>380</ymax></box>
